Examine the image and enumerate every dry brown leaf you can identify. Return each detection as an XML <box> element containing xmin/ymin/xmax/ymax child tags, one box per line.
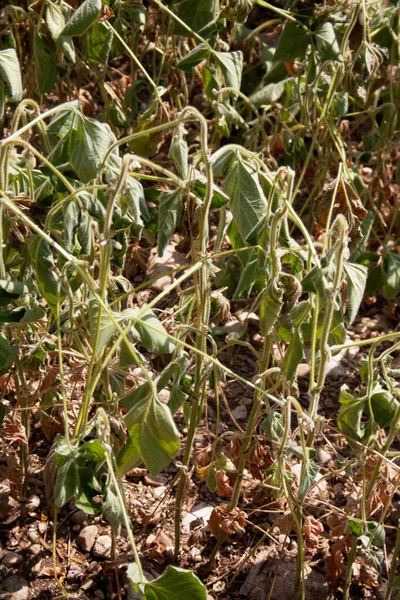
<box><xmin>39</xmin><ymin>364</ymin><xmax>59</xmax><ymax>394</ymax></box>
<box><xmin>325</xmin><ymin>535</ymin><xmax>352</xmax><ymax>585</ymax></box>
<box><xmin>315</xmin><ymin>178</ymin><xmax>367</xmax><ymax>229</ymax></box>
<box><xmin>303</xmin><ymin>515</ymin><xmax>324</xmax><ymax>554</ymax></box>
<box><xmin>0</xmin><ymin>452</ymin><xmax>23</xmax><ymax>485</ymax></box>
<box><xmin>40</xmin><ymin>411</ymin><xmax>64</xmax><ymax>442</ymax></box>
<box><xmin>208</xmin><ymin>504</ymin><xmax>246</xmax><ymax>540</ymax></box>
<box><xmin>274</xmin><ymin>512</ymin><xmax>293</xmax><ymax>536</ymax></box>
<box><xmin>215</xmin><ymin>470</ymin><xmax>233</xmax><ymax>496</ymax></box>
<box><xmin>193</xmin><ymin>445</ymin><xmax>212</xmax><ymax>468</ymax></box>
<box><xmin>326</xmin><ymin>513</ymin><xmax>347</xmax><ymax>537</ymax></box>
<box><xmin>0</xmin><ymin>418</ymin><xmax>27</xmax><ymax>444</ymax></box>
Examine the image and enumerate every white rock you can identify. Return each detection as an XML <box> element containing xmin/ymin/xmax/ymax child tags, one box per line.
<box><xmin>26</xmin><ymin>494</ymin><xmax>40</xmax><ymax>512</ymax></box>
<box><xmin>92</xmin><ymin>535</ymin><xmax>112</xmax><ymax>559</ymax></box>
<box><xmin>77</xmin><ymin>525</ymin><xmax>98</xmax><ymax>553</ymax></box>
<box><xmin>1</xmin><ymin>553</ymin><xmax>23</xmax><ymax>568</ymax></box>
<box><xmin>182</xmin><ymin>503</ymin><xmax>214</xmax><ymax>532</ymax></box>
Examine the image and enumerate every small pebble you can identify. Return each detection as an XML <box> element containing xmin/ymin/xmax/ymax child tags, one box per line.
<box><xmin>1</xmin><ymin>553</ymin><xmax>23</xmax><ymax>568</ymax></box>
<box><xmin>92</xmin><ymin>535</ymin><xmax>112</xmax><ymax>559</ymax></box>
<box><xmin>77</xmin><ymin>525</ymin><xmax>98</xmax><ymax>553</ymax></box>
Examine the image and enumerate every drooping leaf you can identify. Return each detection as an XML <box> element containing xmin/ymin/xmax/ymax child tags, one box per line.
<box><xmin>46</xmin><ymin>1</ymin><xmax>76</xmax><ymax>62</ymax></box>
<box><xmin>169</xmin><ymin>124</ymin><xmax>188</xmax><ymax>179</ymax></box>
<box><xmin>338</xmin><ymin>385</ymin><xmax>365</xmax><ymax>441</ymax></box>
<box><xmin>285</xmin><ymin>328</ymin><xmax>305</xmax><ymax>381</ymax></box>
<box><xmin>298</xmin><ymin>459</ymin><xmax>320</xmax><ymax>501</ymax></box>
<box><xmin>102</xmin><ymin>487</ymin><xmax>123</xmax><ymax>534</ymax></box>
<box><xmin>0</xmin><ymin>333</ymin><xmax>18</xmax><ymax>376</ymax></box>
<box><xmin>343</xmin><ymin>262</ymin><xmax>368</xmax><ymax>323</ymax></box>
<box><xmin>223</xmin><ymin>160</ymin><xmax>267</xmax><ymax>241</ymax></box>
<box><xmin>75</xmin><ymin>467</ymin><xmax>102</xmax><ymax>514</ymax></box>
<box><xmin>64</xmin><ymin>201</ymin><xmax>80</xmax><ymax>252</ymax></box>
<box><xmin>0</xmin><ymin>48</ymin><xmax>23</xmax><ymax>101</ymax></box>
<box><xmin>157</xmin><ymin>189</ymin><xmax>182</xmax><ymax>257</ymax></box>
<box><xmin>86</xmin><ymin>21</ymin><xmax>113</xmax><ymax>64</ymax></box>
<box><xmin>0</xmin><ymin>307</ymin><xmax>26</xmax><ymax>324</ymax></box>
<box><xmin>174</xmin><ymin>0</ymin><xmax>215</xmax><ymax>36</ymax></box>
<box><xmin>214</xmin><ymin>50</ymin><xmax>243</xmax><ymax>92</ymax></box>
<box><xmin>34</xmin><ymin>32</ymin><xmax>58</xmax><ymax>94</ymax></box>
<box><xmin>0</xmin><ymin>81</ymin><xmax>5</xmax><ymax>121</ymax></box>
<box><xmin>314</xmin><ymin>22</ymin><xmax>343</xmax><ymax>61</ymax></box>
<box><xmin>61</xmin><ymin>0</ymin><xmax>102</xmax><ymax>37</ymax></box>
<box><xmin>274</xmin><ymin>22</ymin><xmax>310</xmax><ymax>62</ymax></box>
<box><xmin>260</xmin><ymin>280</ymin><xmax>284</xmax><ymax>335</ymax></box>
<box><xmin>249</xmin><ymin>80</ymin><xmax>287</xmax><ymax>106</ymax></box>
<box><xmin>29</xmin><ymin>236</ymin><xmax>66</xmax><ymax>312</ymax></box>
<box><xmin>88</xmin><ymin>298</ymin><xmax>117</xmax><ymax>356</ymax></box>
<box><xmin>70</xmin><ymin>114</ymin><xmax>111</xmax><ymax>182</ymax></box>
<box><xmin>132</xmin><ymin>308</ymin><xmax>176</xmax><ymax>354</ymax></box>
<box><xmin>54</xmin><ymin>456</ymin><xmax>78</xmax><ymax>507</ymax></box>
<box><xmin>368</xmin><ymin>387</ymin><xmax>399</xmax><ymax>428</ymax></box>
<box><xmin>118</xmin><ymin>390</ymin><xmax>180</xmax><ymax>476</ymax></box>
<box><xmin>385</xmin><ymin>252</ymin><xmax>400</xmax><ymax>290</ymax></box>
<box><xmin>177</xmin><ymin>44</ymin><xmax>210</xmax><ymax>71</ymax></box>
<box><xmin>0</xmin><ymin>280</ymin><xmax>33</xmax><ymax>305</ymax></box>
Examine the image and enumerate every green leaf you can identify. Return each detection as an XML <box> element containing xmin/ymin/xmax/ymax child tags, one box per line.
<box><xmin>29</xmin><ymin>236</ymin><xmax>66</xmax><ymax>312</ymax></box>
<box><xmin>298</xmin><ymin>460</ymin><xmax>319</xmax><ymax>501</ymax></box>
<box><xmin>169</xmin><ymin>124</ymin><xmax>188</xmax><ymax>179</ymax></box>
<box><xmin>54</xmin><ymin>456</ymin><xmax>78</xmax><ymax>507</ymax></box>
<box><xmin>314</xmin><ymin>22</ymin><xmax>342</xmax><ymax>61</ymax></box>
<box><xmin>0</xmin><ymin>82</ymin><xmax>4</xmax><ymax>121</ymax></box>
<box><xmin>46</xmin><ymin>2</ymin><xmax>76</xmax><ymax>62</ymax></box>
<box><xmin>177</xmin><ymin>44</ymin><xmax>210</xmax><ymax>71</ymax></box>
<box><xmin>102</xmin><ymin>487</ymin><xmax>123</xmax><ymax>534</ymax></box>
<box><xmin>262</xmin><ymin>412</ymin><xmax>284</xmax><ymax>442</ymax></box>
<box><xmin>64</xmin><ymin>201</ymin><xmax>79</xmax><ymax>252</ymax></box>
<box><xmin>274</xmin><ymin>22</ymin><xmax>310</xmax><ymax>62</ymax></box>
<box><xmin>249</xmin><ymin>80</ymin><xmax>286</xmax><ymax>106</ymax></box>
<box><xmin>0</xmin><ymin>307</ymin><xmax>26</xmax><ymax>324</ymax></box>
<box><xmin>0</xmin><ymin>280</ymin><xmax>33</xmax><ymax>305</ymax></box>
<box><xmin>385</xmin><ymin>252</ymin><xmax>400</xmax><ymax>290</ymax></box>
<box><xmin>347</xmin><ymin>519</ymin><xmax>363</xmax><ymax>537</ymax></box>
<box><xmin>368</xmin><ymin>387</ymin><xmax>399</xmax><ymax>428</ymax></box>
<box><xmin>343</xmin><ymin>262</ymin><xmax>368</xmax><ymax>324</ymax></box>
<box><xmin>70</xmin><ymin>115</ymin><xmax>111</xmax><ymax>182</ymax></box>
<box><xmin>158</xmin><ymin>189</ymin><xmax>182</xmax><ymax>257</ymax></box>
<box><xmin>0</xmin><ymin>333</ymin><xmax>18</xmax><ymax>377</ymax></box>
<box><xmin>88</xmin><ymin>298</ymin><xmax>116</xmax><ymax>356</ymax></box>
<box><xmin>285</xmin><ymin>328</ymin><xmax>305</xmax><ymax>381</ymax></box>
<box><xmin>75</xmin><ymin>467</ymin><xmax>102</xmax><ymax>514</ymax></box>
<box><xmin>144</xmin><ymin>566</ymin><xmax>207</xmax><ymax>600</ymax></box>
<box><xmin>214</xmin><ymin>51</ymin><xmax>243</xmax><ymax>92</ymax></box>
<box><xmin>86</xmin><ymin>21</ymin><xmax>113</xmax><ymax>64</ymax></box>
<box><xmin>211</xmin><ymin>147</ymin><xmax>237</xmax><ymax>178</ymax></box>
<box><xmin>223</xmin><ymin>160</ymin><xmax>267</xmax><ymax>241</ymax></box>
<box><xmin>0</xmin><ymin>48</ymin><xmax>23</xmax><ymax>101</ymax></box>
<box><xmin>338</xmin><ymin>385</ymin><xmax>365</xmax><ymax>441</ymax></box>
<box><xmin>175</xmin><ymin>0</ymin><xmax>215</xmax><ymax>36</ymax></box>
<box><xmin>118</xmin><ymin>390</ymin><xmax>180</xmax><ymax>476</ymax></box>
<box><xmin>79</xmin><ymin>439</ymin><xmax>106</xmax><ymax>467</ymax></box>
<box><xmin>34</xmin><ymin>32</ymin><xmax>58</xmax><ymax>94</ymax></box>
<box><xmin>260</xmin><ymin>280</ymin><xmax>284</xmax><ymax>336</ymax></box>
<box><xmin>61</xmin><ymin>0</ymin><xmax>102</xmax><ymax>37</ymax></box>
<box><xmin>133</xmin><ymin>308</ymin><xmax>176</xmax><ymax>354</ymax></box>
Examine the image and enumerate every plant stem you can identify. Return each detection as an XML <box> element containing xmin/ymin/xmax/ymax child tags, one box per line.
<box><xmin>174</xmin><ymin>107</ymin><xmax>213</xmax><ymax>559</ymax></box>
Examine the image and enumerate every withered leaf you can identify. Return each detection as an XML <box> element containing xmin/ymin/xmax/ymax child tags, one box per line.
<box><xmin>315</xmin><ymin>178</ymin><xmax>367</xmax><ymax>229</ymax></box>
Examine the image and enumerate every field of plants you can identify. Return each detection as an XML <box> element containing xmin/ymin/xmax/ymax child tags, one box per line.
<box><xmin>0</xmin><ymin>0</ymin><xmax>399</xmax><ymax>598</ymax></box>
